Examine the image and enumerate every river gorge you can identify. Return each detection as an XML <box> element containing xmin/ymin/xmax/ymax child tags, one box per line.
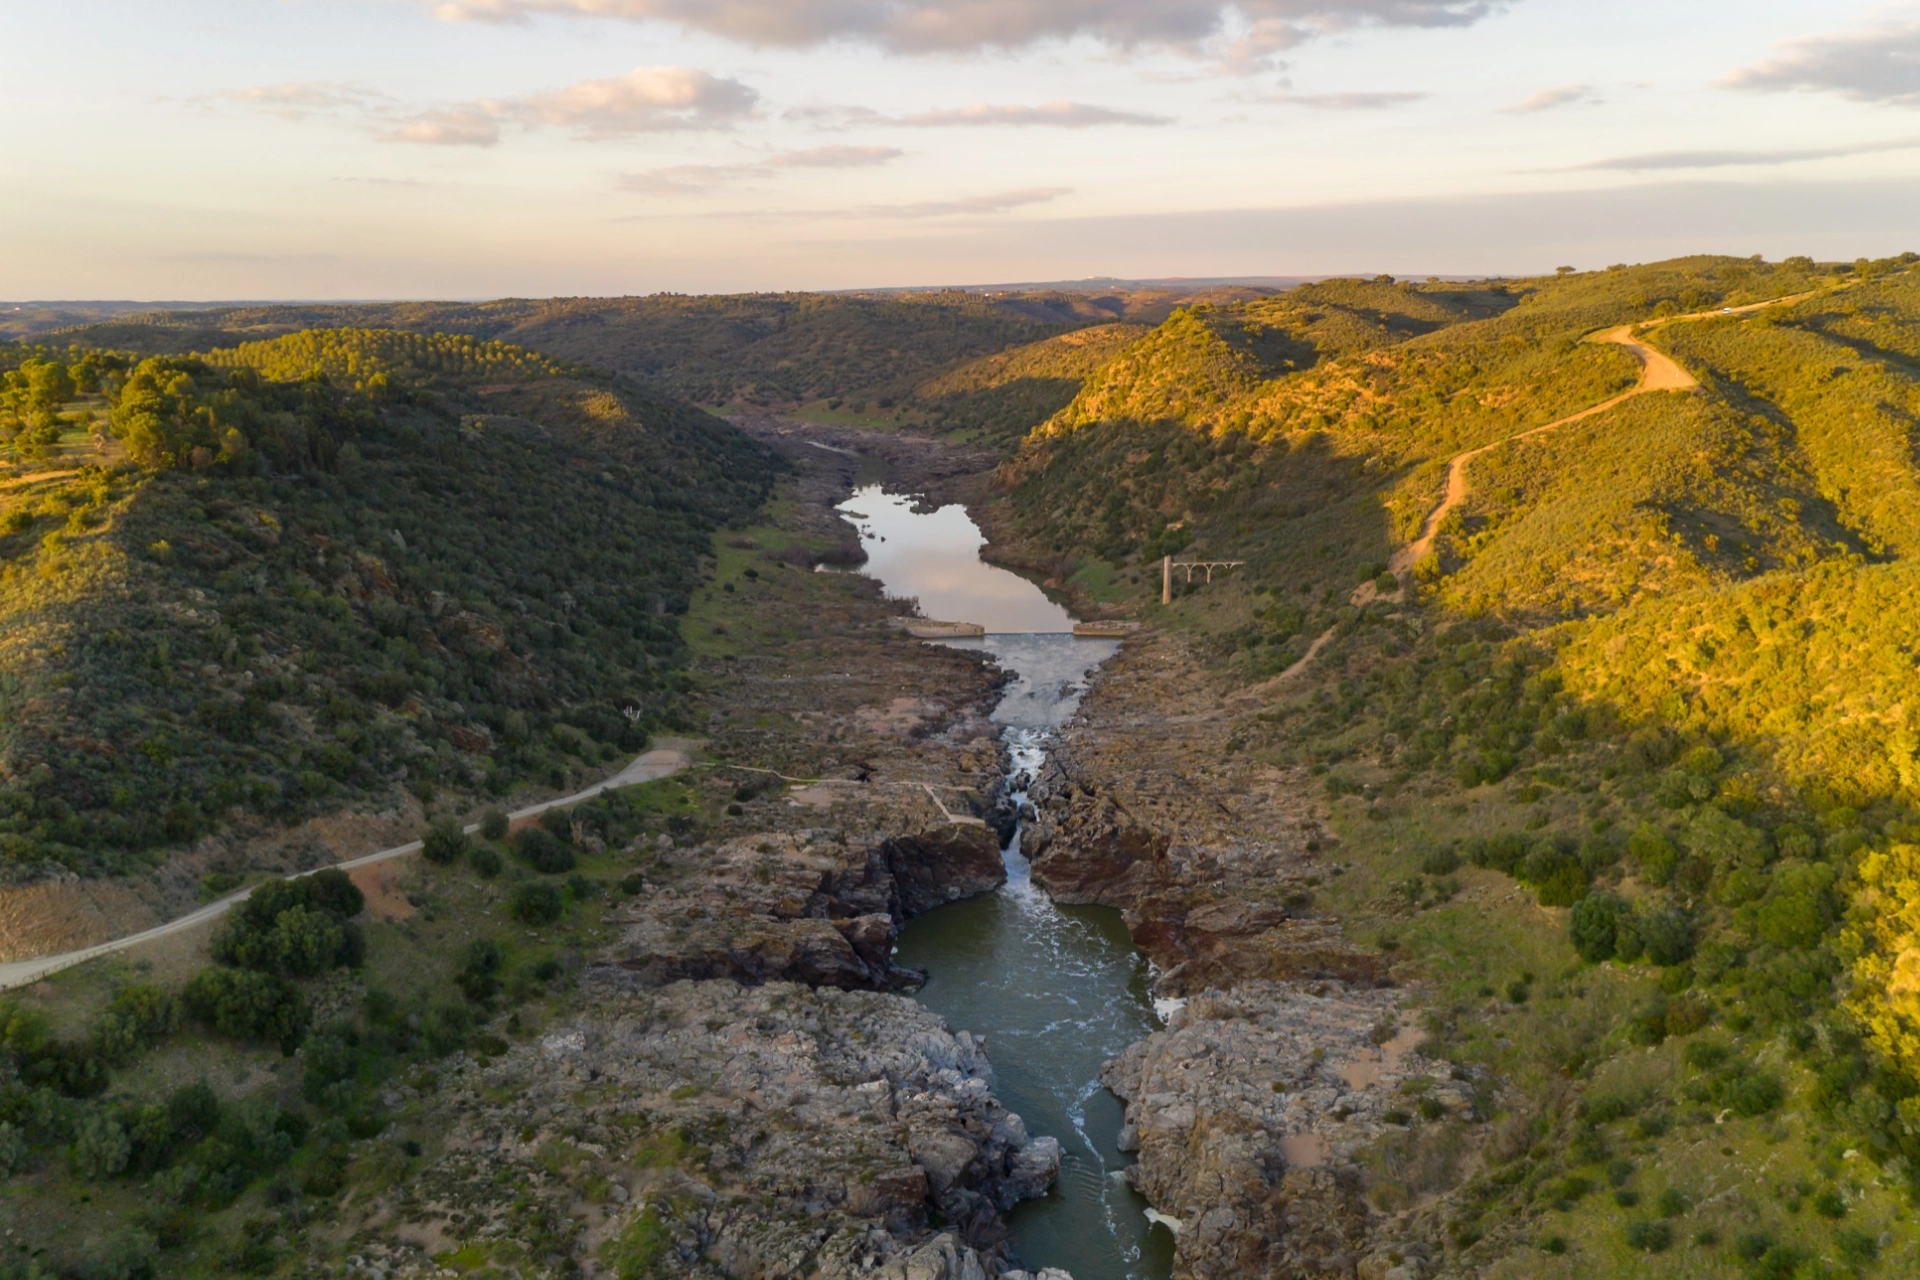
<box><xmin>840</xmin><ymin>485</ymin><xmax>1173</xmax><ymax>1280</ymax></box>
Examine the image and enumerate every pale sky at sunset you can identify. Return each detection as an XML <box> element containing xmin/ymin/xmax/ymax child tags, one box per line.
<box><xmin>6</xmin><ymin>0</ymin><xmax>1920</xmax><ymax>298</ymax></box>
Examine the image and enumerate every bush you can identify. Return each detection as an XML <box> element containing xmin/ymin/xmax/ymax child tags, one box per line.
<box><xmin>1420</xmin><ymin>845</ymin><xmax>1460</xmax><ymax>876</ymax></box>
<box><xmin>509</xmin><ymin>882</ymin><xmax>564</xmax><ymax>925</ymax></box>
<box><xmin>70</xmin><ymin>1113</ymin><xmax>131</xmax><ymax>1181</ymax></box>
<box><xmin>89</xmin><ymin>985</ymin><xmax>181</xmax><ymax>1065</ymax></box>
<box><xmin>455</xmin><ymin>938</ymin><xmax>505</xmax><ymax>1003</ymax></box>
<box><xmin>1654</xmin><ymin>1187</ymin><xmax>1690</xmax><ymax>1217</ymax></box>
<box><xmin>468</xmin><ymin>845</ymin><xmax>503</xmax><ymax>878</ymax></box>
<box><xmin>1623</xmin><ymin>1220</ymin><xmax>1672</xmax><ymax>1253</ymax></box>
<box><xmin>421</xmin><ymin>817</ymin><xmax>469</xmax><ymax>866</ymax></box>
<box><xmin>1837</xmin><ymin>1227</ymin><xmax>1880</xmax><ymax>1263</ymax></box>
<box><xmin>167</xmin><ymin>1082</ymin><xmax>220</xmax><ymax>1146</ymax></box>
<box><xmin>1638</xmin><ymin>903</ymin><xmax>1695</xmax><ymax>966</ymax></box>
<box><xmin>421</xmin><ymin>1003</ymin><xmax>473</xmax><ymax>1057</ymax></box>
<box><xmin>1628</xmin><ymin>822</ymin><xmax>1679</xmax><ymax>884</ymax></box>
<box><xmin>183</xmin><ymin>968</ymin><xmax>310</xmax><ymax>1050</ymax></box>
<box><xmin>478</xmin><ymin>809</ymin><xmax>509</xmax><ymax>841</ymax></box>
<box><xmin>513</xmin><ymin>827</ymin><xmax>575</xmax><ymax>875</ymax></box>
<box><xmin>1570</xmin><ymin>892</ymin><xmax>1628</xmax><ymax>962</ymax></box>
<box><xmin>211</xmin><ymin>873</ymin><xmax>365</xmax><ymax>977</ymax></box>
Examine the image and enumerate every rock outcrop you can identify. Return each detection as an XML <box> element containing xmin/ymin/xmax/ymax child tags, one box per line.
<box><xmin>354</xmin><ymin>979</ymin><xmax>1058</xmax><ymax>1278</ymax></box>
<box><xmin>601</xmin><ymin>822</ymin><xmax>1005</xmax><ymax>991</ymax></box>
<box><xmin>1103</xmin><ymin>983</ymin><xmax>1484</xmax><ymax>1278</ymax></box>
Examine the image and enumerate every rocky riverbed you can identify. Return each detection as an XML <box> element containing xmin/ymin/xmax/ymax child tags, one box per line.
<box><xmin>1024</xmin><ymin>630</ymin><xmax>1488</xmax><ymax>1279</ymax></box>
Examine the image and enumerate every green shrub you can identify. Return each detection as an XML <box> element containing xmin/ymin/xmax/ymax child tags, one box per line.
<box><xmin>420</xmin><ymin>817</ymin><xmax>469</xmax><ymax>866</ymax></box>
<box><xmin>70</xmin><ymin>1113</ymin><xmax>130</xmax><ymax>1181</ymax></box>
<box><xmin>479</xmin><ymin>809</ymin><xmax>509</xmax><ymax>841</ymax></box>
<box><xmin>1623</xmin><ymin>1220</ymin><xmax>1672</xmax><ymax>1253</ymax></box>
<box><xmin>1570</xmin><ymin>892</ymin><xmax>1628</xmax><ymax>962</ymax></box>
<box><xmin>88</xmin><ymin>984</ymin><xmax>180</xmax><ymax>1065</ymax></box>
<box><xmin>468</xmin><ymin>845</ymin><xmax>503</xmax><ymax>878</ymax></box>
<box><xmin>210</xmin><ymin>873</ymin><xmax>364</xmax><ymax>977</ymax></box>
<box><xmin>455</xmin><ymin>938</ymin><xmax>505</xmax><ymax>1004</ymax></box>
<box><xmin>513</xmin><ymin>827</ymin><xmax>574</xmax><ymax>875</ymax></box>
<box><xmin>1837</xmin><ymin>1227</ymin><xmax>1880</xmax><ymax>1263</ymax></box>
<box><xmin>183</xmin><ymin>968</ymin><xmax>309</xmax><ymax>1050</ymax></box>
<box><xmin>509</xmin><ymin>882</ymin><xmax>564</xmax><ymax>926</ymax></box>
<box><xmin>1638</xmin><ymin>904</ymin><xmax>1695</xmax><ymax>966</ymax></box>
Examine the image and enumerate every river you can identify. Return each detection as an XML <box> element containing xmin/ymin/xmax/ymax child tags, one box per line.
<box><xmin>838</xmin><ymin>485</ymin><xmax>1175</xmax><ymax>1280</ymax></box>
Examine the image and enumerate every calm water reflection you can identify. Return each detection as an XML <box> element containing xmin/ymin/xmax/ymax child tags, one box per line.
<box><xmin>839</xmin><ymin>486</ymin><xmax>1074</xmax><ymax>634</ymax></box>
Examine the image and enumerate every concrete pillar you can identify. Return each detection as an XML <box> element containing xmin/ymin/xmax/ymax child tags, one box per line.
<box><xmin>1162</xmin><ymin>554</ymin><xmax>1172</xmax><ymax>606</ymax></box>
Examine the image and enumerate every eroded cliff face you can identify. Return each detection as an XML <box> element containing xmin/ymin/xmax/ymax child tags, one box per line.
<box><xmin>1023</xmin><ymin>632</ymin><xmax>1474</xmax><ymax>1279</ymax></box>
<box><xmin>602</xmin><ymin>821</ymin><xmax>1005</xmax><ymax>992</ymax></box>
<box><xmin>1023</xmin><ymin>633</ymin><xmax>1379</xmax><ymax>998</ymax></box>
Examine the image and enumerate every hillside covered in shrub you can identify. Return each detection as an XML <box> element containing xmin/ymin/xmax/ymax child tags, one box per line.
<box><xmin>0</xmin><ymin>330</ymin><xmax>779</xmax><ymax>877</ymax></box>
<box><xmin>991</xmin><ymin>253</ymin><xmax>1920</xmax><ymax>1268</ymax></box>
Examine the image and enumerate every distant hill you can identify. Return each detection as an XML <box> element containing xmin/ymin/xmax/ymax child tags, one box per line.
<box><xmin>46</xmin><ymin>286</ymin><xmax>1305</xmax><ymax>429</ymax></box>
<box><xmin>0</xmin><ymin>329</ymin><xmax>778</xmax><ymax>878</ymax></box>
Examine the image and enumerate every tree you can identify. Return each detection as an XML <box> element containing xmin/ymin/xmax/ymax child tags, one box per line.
<box><xmin>184</xmin><ymin>967</ymin><xmax>310</xmax><ymax>1050</ymax></box>
<box><xmin>513</xmin><ymin>826</ymin><xmax>574</xmax><ymax>874</ymax></box>
<box><xmin>1556</xmin><ymin>265</ymin><xmax>1577</xmax><ymax>277</ymax></box>
<box><xmin>421</xmin><ymin>816</ymin><xmax>469</xmax><ymax>866</ymax></box>
<box><xmin>509</xmin><ymin>881</ymin><xmax>563</xmax><ymax>925</ymax></box>
<box><xmin>1570</xmin><ymin>892</ymin><xmax>1628</xmax><ymax>962</ymax></box>
<box><xmin>1639</xmin><ymin>904</ymin><xmax>1695</xmax><ymax>967</ymax></box>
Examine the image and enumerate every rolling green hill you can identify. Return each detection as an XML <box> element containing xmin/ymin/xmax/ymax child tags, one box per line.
<box><xmin>991</xmin><ymin>252</ymin><xmax>1920</xmax><ymax>1266</ymax></box>
<box><xmin>0</xmin><ymin>331</ymin><xmax>778</xmax><ymax>877</ymax></box>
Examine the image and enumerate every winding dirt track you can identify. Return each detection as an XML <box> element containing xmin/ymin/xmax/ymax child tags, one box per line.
<box><xmin>0</xmin><ymin>746</ymin><xmax>693</xmax><ymax>992</ymax></box>
<box><xmin>1380</xmin><ymin>288</ymin><xmax>1822</xmax><ymax>586</ymax></box>
<box><xmin>1387</xmin><ymin>325</ymin><xmax>1696</xmax><ymax>577</ymax></box>
<box><xmin>1236</xmin><ymin>288</ymin><xmax>1829</xmax><ymax>696</ymax></box>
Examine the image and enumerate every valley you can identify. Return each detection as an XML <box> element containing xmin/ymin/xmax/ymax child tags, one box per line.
<box><xmin>1</xmin><ymin>253</ymin><xmax>1919</xmax><ymax>1279</ymax></box>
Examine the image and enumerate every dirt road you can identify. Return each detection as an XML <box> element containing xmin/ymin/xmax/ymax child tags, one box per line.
<box><xmin>0</xmin><ymin>745</ymin><xmax>692</xmax><ymax>992</ymax></box>
<box><xmin>1387</xmin><ymin>325</ymin><xmax>1696</xmax><ymax>576</ymax></box>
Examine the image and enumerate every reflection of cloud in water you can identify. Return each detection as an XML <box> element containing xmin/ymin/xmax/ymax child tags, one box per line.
<box><xmin>841</xmin><ymin>485</ymin><xmax>1073</xmax><ymax>633</ymax></box>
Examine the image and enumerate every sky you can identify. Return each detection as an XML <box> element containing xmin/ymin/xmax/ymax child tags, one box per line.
<box><xmin>5</xmin><ymin>0</ymin><xmax>1920</xmax><ymax>298</ymax></box>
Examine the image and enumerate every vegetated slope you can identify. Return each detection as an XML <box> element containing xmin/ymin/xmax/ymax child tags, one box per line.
<box><xmin>993</xmin><ymin>253</ymin><xmax>1920</xmax><ymax>1271</ymax></box>
<box><xmin>995</xmin><ymin>258</ymin><xmax>1846</xmax><ymax>617</ymax></box>
<box><xmin>904</xmin><ymin>322</ymin><xmax>1149</xmax><ymax>443</ymax></box>
<box><xmin>0</xmin><ymin>331</ymin><xmax>779</xmax><ymax>878</ymax></box>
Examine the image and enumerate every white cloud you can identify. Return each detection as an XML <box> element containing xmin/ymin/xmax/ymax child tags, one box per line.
<box><xmin>377</xmin><ymin>105</ymin><xmax>506</xmax><ymax>146</ymax></box>
<box><xmin>859</xmin><ymin>185</ymin><xmax>1070</xmax><ymax>217</ymax></box>
<box><xmin>1261</xmin><ymin>90</ymin><xmax>1427</xmax><ymax>109</ymax></box>
<box><xmin>619</xmin><ymin>145</ymin><xmax>903</xmax><ymax>195</ymax></box>
<box><xmin>219</xmin><ymin>66</ymin><xmax>754</xmax><ymax>148</ymax></box>
<box><xmin>427</xmin><ymin>0</ymin><xmax>1498</xmax><ymax>64</ymax></box>
<box><xmin>902</xmin><ymin>101</ymin><xmax>1171</xmax><ymax>127</ymax></box>
<box><xmin>1573</xmin><ymin>137</ymin><xmax>1920</xmax><ymax>171</ymax></box>
<box><xmin>214</xmin><ymin>82</ymin><xmax>383</xmax><ymax>119</ymax></box>
<box><xmin>770</xmin><ymin>145</ymin><xmax>903</xmax><ymax>166</ymax></box>
<box><xmin>517</xmin><ymin>66</ymin><xmax>758</xmax><ymax>137</ymax></box>
<box><xmin>618</xmin><ymin>163</ymin><xmax>762</xmax><ymax>193</ymax></box>
<box><xmin>1501</xmin><ymin>83</ymin><xmax>1599</xmax><ymax>113</ymax></box>
<box><xmin>1722</xmin><ymin>19</ymin><xmax>1920</xmax><ymax>105</ymax></box>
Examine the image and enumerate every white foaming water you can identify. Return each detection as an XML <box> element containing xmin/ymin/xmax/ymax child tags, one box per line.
<box><xmin>839</xmin><ymin>483</ymin><xmax>1171</xmax><ymax>1280</ymax></box>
